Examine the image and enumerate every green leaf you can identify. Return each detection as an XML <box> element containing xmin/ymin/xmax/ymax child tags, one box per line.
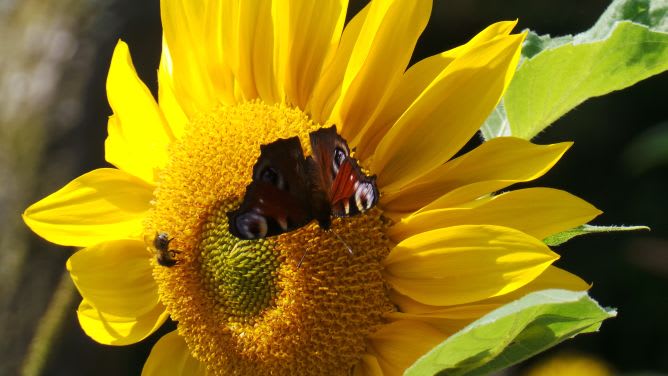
<box><xmin>586</xmin><ymin>0</ymin><xmax>668</xmax><ymax>35</ymax></box>
<box><xmin>481</xmin><ymin>0</ymin><xmax>668</xmax><ymax>140</ymax></box>
<box><xmin>543</xmin><ymin>224</ymin><xmax>650</xmax><ymax>246</ymax></box>
<box><xmin>404</xmin><ymin>290</ymin><xmax>616</xmax><ymax>376</ymax></box>
<box><xmin>520</xmin><ymin>32</ymin><xmax>573</xmax><ymax>59</ymax></box>
<box><xmin>479</xmin><ymin>101</ymin><xmax>510</xmax><ymax>140</ymax></box>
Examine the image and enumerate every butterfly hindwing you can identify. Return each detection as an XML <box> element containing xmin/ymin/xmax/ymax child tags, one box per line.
<box><xmin>329</xmin><ymin>157</ymin><xmax>379</xmax><ymax>217</ymax></box>
<box><xmin>309</xmin><ymin>126</ymin><xmax>379</xmax><ymax>218</ymax></box>
<box><xmin>228</xmin><ymin>137</ymin><xmax>313</xmax><ymax>239</ymax></box>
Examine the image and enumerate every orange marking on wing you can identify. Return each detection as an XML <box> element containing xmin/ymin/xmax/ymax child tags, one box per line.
<box><xmin>331</xmin><ymin>160</ymin><xmax>357</xmax><ymax>205</ymax></box>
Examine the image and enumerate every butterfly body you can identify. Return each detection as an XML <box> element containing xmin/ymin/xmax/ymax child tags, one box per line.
<box><xmin>228</xmin><ymin>126</ymin><xmax>378</xmax><ymax>240</ymax></box>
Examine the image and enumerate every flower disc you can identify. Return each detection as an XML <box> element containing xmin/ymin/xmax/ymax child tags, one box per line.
<box><xmin>147</xmin><ymin>101</ymin><xmax>395</xmax><ymax>375</ymax></box>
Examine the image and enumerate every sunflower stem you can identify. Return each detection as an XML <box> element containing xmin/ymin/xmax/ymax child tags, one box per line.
<box><xmin>21</xmin><ymin>271</ymin><xmax>76</xmax><ymax>376</ymax></box>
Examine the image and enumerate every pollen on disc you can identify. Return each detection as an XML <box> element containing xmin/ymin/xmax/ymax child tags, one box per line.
<box><xmin>145</xmin><ymin>101</ymin><xmax>394</xmax><ymax>375</ymax></box>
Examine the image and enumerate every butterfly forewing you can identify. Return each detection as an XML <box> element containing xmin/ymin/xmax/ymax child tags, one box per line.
<box><xmin>308</xmin><ymin>126</ymin><xmax>350</xmax><ymax>191</ymax></box>
<box><xmin>228</xmin><ymin>137</ymin><xmax>313</xmax><ymax>239</ymax></box>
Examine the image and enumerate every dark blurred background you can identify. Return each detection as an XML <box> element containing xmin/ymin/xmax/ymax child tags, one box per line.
<box><xmin>1</xmin><ymin>0</ymin><xmax>665</xmax><ymax>375</ymax></box>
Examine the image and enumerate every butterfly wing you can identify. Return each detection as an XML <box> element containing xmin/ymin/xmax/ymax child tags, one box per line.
<box><xmin>308</xmin><ymin>126</ymin><xmax>379</xmax><ymax>219</ymax></box>
<box><xmin>228</xmin><ymin>137</ymin><xmax>313</xmax><ymax>239</ymax></box>
<box><xmin>307</xmin><ymin>126</ymin><xmax>351</xmax><ymax>228</ymax></box>
<box><xmin>329</xmin><ymin>157</ymin><xmax>379</xmax><ymax>217</ymax></box>
<box><xmin>309</xmin><ymin>126</ymin><xmax>350</xmax><ymax>190</ymax></box>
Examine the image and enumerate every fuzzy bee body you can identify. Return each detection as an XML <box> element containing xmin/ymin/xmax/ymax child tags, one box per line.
<box><xmin>152</xmin><ymin>232</ymin><xmax>180</xmax><ymax>267</ymax></box>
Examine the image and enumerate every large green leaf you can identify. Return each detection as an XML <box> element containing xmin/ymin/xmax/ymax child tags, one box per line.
<box><xmin>480</xmin><ymin>0</ymin><xmax>668</xmax><ymax>140</ymax></box>
<box><xmin>404</xmin><ymin>290</ymin><xmax>616</xmax><ymax>376</ymax></box>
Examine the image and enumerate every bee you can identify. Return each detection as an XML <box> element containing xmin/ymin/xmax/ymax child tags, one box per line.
<box><xmin>150</xmin><ymin>232</ymin><xmax>180</xmax><ymax>267</ymax></box>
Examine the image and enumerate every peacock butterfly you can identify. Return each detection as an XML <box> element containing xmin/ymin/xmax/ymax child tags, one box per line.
<box><xmin>227</xmin><ymin>125</ymin><xmax>379</xmax><ymax>240</ymax></box>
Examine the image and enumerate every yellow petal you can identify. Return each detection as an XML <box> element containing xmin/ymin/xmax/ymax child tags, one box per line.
<box><xmin>381</xmin><ymin>137</ymin><xmax>572</xmax><ymax>214</ymax></box>
<box><xmin>22</xmin><ymin>168</ymin><xmax>153</xmax><ymax>247</ymax></box>
<box><xmin>482</xmin><ymin>265</ymin><xmax>591</xmax><ymax>304</ymax></box>
<box><xmin>382</xmin><ymin>182</ymin><xmax>503</xmax><ymax>222</ymax></box>
<box><xmin>308</xmin><ymin>4</ymin><xmax>369</xmax><ymax>123</ymax></box>
<box><xmin>158</xmin><ymin>41</ymin><xmax>188</xmax><ymax>139</ymax></box>
<box><xmin>203</xmin><ymin>0</ymin><xmax>238</xmax><ymax>105</ymax></box>
<box><xmin>384</xmin><ymin>311</ymin><xmax>473</xmax><ymax>337</ymax></box>
<box><xmin>218</xmin><ymin>0</ymin><xmax>279</xmax><ymax>102</ymax></box>
<box><xmin>105</xmin><ymin>41</ymin><xmax>173</xmax><ymax>184</ymax></box>
<box><xmin>160</xmin><ymin>0</ymin><xmax>221</xmax><ymax>114</ymax></box>
<box><xmin>69</xmin><ymin>239</ymin><xmax>167</xmax><ymax>345</ymax></box>
<box><xmin>273</xmin><ymin>0</ymin><xmax>347</xmax><ymax>109</ymax></box>
<box><xmin>385</xmin><ymin>265</ymin><xmax>588</xmax><ymax>335</ymax></box>
<box><xmin>331</xmin><ymin>0</ymin><xmax>432</xmax><ymax>141</ymax></box>
<box><xmin>383</xmin><ymin>225</ymin><xmax>558</xmax><ymax>306</ymax></box>
<box><xmin>388</xmin><ymin>289</ymin><xmax>499</xmax><ymax>318</ymax></box>
<box><xmin>68</xmin><ymin>240</ymin><xmax>160</xmax><ymax>317</ymax></box>
<box><xmin>389</xmin><ymin>188</ymin><xmax>602</xmax><ymax>242</ymax></box>
<box><xmin>390</xmin><ymin>265</ymin><xmax>588</xmax><ymax>315</ymax></box>
<box><xmin>372</xmin><ymin>33</ymin><xmax>525</xmax><ymax>191</ymax></box>
<box><xmin>142</xmin><ymin>331</ymin><xmax>207</xmax><ymax>376</ymax></box>
<box><xmin>354</xmin><ymin>20</ymin><xmax>517</xmax><ymax>160</ymax></box>
<box><xmin>388</xmin><ymin>291</ymin><xmax>493</xmax><ymax>335</ymax></box>
<box><xmin>78</xmin><ymin>300</ymin><xmax>168</xmax><ymax>346</ymax></box>
<box><xmin>367</xmin><ymin>320</ymin><xmax>446</xmax><ymax>376</ymax></box>
<box><xmin>441</xmin><ymin>20</ymin><xmax>518</xmax><ymax>59</ymax></box>
<box><xmin>352</xmin><ymin>354</ymin><xmax>383</xmax><ymax>376</ymax></box>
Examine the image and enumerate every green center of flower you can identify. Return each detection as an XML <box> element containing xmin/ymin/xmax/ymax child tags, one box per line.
<box><xmin>199</xmin><ymin>201</ymin><xmax>280</xmax><ymax>321</ymax></box>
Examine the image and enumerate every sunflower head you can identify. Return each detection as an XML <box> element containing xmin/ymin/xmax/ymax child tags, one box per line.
<box><xmin>21</xmin><ymin>1</ymin><xmax>601</xmax><ymax>375</ymax></box>
<box><xmin>146</xmin><ymin>101</ymin><xmax>395</xmax><ymax>374</ymax></box>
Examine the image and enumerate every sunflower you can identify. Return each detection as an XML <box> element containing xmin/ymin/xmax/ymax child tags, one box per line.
<box><xmin>22</xmin><ymin>1</ymin><xmax>601</xmax><ymax>375</ymax></box>
<box><xmin>524</xmin><ymin>353</ymin><xmax>613</xmax><ymax>376</ymax></box>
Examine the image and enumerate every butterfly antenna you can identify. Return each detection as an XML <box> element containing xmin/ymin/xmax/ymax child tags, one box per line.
<box><xmin>331</xmin><ymin>229</ymin><xmax>353</xmax><ymax>255</ymax></box>
<box><xmin>297</xmin><ymin>249</ymin><xmax>309</xmax><ymax>268</ymax></box>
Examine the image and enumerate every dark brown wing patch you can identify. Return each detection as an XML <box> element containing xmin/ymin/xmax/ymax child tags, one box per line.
<box><xmin>228</xmin><ymin>137</ymin><xmax>313</xmax><ymax>239</ymax></box>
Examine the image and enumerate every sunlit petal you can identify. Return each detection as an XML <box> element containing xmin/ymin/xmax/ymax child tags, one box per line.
<box><xmin>22</xmin><ymin>168</ymin><xmax>152</xmax><ymax>247</ymax></box>
<box><xmin>308</xmin><ymin>4</ymin><xmax>369</xmax><ymax>123</ymax></box>
<box><xmin>372</xmin><ymin>34</ymin><xmax>525</xmax><ymax>191</ymax></box>
<box><xmin>331</xmin><ymin>0</ymin><xmax>432</xmax><ymax>141</ymax></box>
<box><xmin>385</xmin><ymin>265</ymin><xmax>589</xmax><ymax>334</ymax></box>
<box><xmin>142</xmin><ymin>331</ymin><xmax>208</xmax><ymax>376</ymax></box>
<box><xmin>219</xmin><ymin>0</ymin><xmax>279</xmax><ymax>102</ymax></box>
<box><xmin>354</xmin><ymin>20</ymin><xmax>518</xmax><ymax>160</ymax></box>
<box><xmin>381</xmin><ymin>137</ymin><xmax>571</xmax><ymax>215</ymax></box>
<box><xmin>383</xmin><ymin>225</ymin><xmax>558</xmax><ymax>306</ymax></box>
<box><xmin>158</xmin><ymin>41</ymin><xmax>188</xmax><ymax>139</ymax></box>
<box><xmin>77</xmin><ymin>300</ymin><xmax>168</xmax><ymax>346</ymax></box>
<box><xmin>105</xmin><ymin>41</ymin><xmax>173</xmax><ymax>184</ymax></box>
<box><xmin>367</xmin><ymin>320</ymin><xmax>447</xmax><ymax>376</ymax></box>
<box><xmin>160</xmin><ymin>0</ymin><xmax>220</xmax><ymax>114</ymax></box>
<box><xmin>69</xmin><ymin>239</ymin><xmax>168</xmax><ymax>345</ymax></box>
<box><xmin>273</xmin><ymin>0</ymin><xmax>347</xmax><ymax>109</ymax></box>
<box><xmin>389</xmin><ymin>188</ymin><xmax>602</xmax><ymax>242</ymax></box>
